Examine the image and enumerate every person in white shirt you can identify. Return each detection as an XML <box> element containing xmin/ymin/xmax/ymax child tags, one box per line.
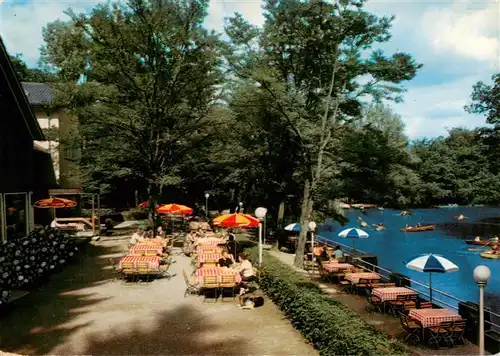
<box><xmin>236</xmin><ymin>253</ymin><xmax>256</xmax><ymax>306</ymax></box>
<box><xmin>129</xmin><ymin>228</ymin><xmax>142</xmax><ymax>245</ymax></box>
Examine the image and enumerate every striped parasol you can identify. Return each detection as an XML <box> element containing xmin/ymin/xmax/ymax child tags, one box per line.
<box><xmin>34</xmin><ymin>197</ymin><xmax>77</xmax><ymax>208</ymax></box>
<box><xmin>156</xmin><ymin>204</ymin><xmax>193</xmax><ymax>215</ymax></box>
<box><xmin>212</xmin><ymin>213</ymin><xmax>259</xmax><ymax>228</ymax></box>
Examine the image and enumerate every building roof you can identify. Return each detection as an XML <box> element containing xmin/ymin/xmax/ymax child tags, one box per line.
<box><xmin>0</xmin><ymin>36</ymin><xmax>45</xmax><ymax>140</ymax></box>
<box><xmin>22</xmin><ymin>82</ymin><xmax>54</xmax><ymax>105</ymax></box>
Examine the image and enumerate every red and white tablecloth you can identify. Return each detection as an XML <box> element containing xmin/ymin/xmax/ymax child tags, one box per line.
<box><xmin>196</xmin><ymin>267</ymin><xmax>242</xmax><ymax>283</ymax></box>
<box><xmin>408</xmin><ymin>308</ymin><xmax>462</xmax><ymax>327</ymax></box>
<box><xmin>118</xmin><ymin>256</ymin><xmax>160</xmax><ymax>270</ymax></box>
<box><xmin>197</xmin><ymin>238</ymin><xmax>226</xmax><ymax>246</ymax></box>
<box><xmin>197</xmin><ymin>253</ymin><xmax>222</xmax><ymax>263</ymax></box>
<box><xmin>322</xmin><ymin>263</ymin><xmax>354</xmax><ymax>273</ymax></box>
<box><xmin>344</xmin><ymin>272</ymin><xmax>380</xmax><ymax>284</ymax></box>
<box><xmin>196</xmin><ymin>245</ymin><xmax>223</xmax><ymax>253</ymax></box>
<box><xmin>129</xmin><ymin>244</ymin><xmax>163</xmax><ymax>256</ymax></box>
<box><xmin>372</xmin><ymin>287</ymin><xmax>417</xmax><ymax>302</ymax></box>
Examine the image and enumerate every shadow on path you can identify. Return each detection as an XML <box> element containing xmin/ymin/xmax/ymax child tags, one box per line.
<box><xmin>0</xmin><ymin>242</ymin><xmax>120</xmax><ymax>355</ymax></box>
<box><xmin>80</xmin><ymin>305</ymin><xmax>247</xmax><ymax>355</ymax></box>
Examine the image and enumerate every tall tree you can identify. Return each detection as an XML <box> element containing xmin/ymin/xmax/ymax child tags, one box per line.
<box><xmin>41</xmin><ymin>0</ymin><xmax>223</xmax><ymax>219</ymax></box>
<box><xmin>225</xmin><ymin>0</ymin><xmax>422</xmax><ymax>266</ymax></box>
<box><xmin>465</xmin><ymin>73</ymin><xmax>499</xmax><ymax>125</ymax></box>
<box><xmin>8</xmin><ymin>54</ymin><xmax>57</xmax><ymax>82</ymax></box>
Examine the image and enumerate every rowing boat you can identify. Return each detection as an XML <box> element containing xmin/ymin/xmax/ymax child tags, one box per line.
<box><xmin>465</xmin><ymin>240</ymin><xmax>490</xmax><ymax>246</ymax></box>
<box><xmin>401</xmin><ymin>225</ymin><xmax>436</xmax><ymax>232</ymax></box>
<box><xmin>480</xmin><ymin>251</ymin><xmax>500</xmax><ymax>259</ymax></box>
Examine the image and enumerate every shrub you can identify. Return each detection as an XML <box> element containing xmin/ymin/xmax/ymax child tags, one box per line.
<box><xmin>122</xmin><ymin>208</ymin><xmax>148</xmax><ymax>221</ymax></box>
<box><xmin>0</xmin><ymin>227</ymin><xmax>81</xmax><ymax>304</ymax></box>
<box><xmin>248</xmin><ymin>248</ymin><xmax>408</xmax><ymax>356</ymax></box>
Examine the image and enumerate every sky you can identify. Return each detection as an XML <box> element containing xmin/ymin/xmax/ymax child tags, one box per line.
<box><xmin>0</xmin><ymin>0</ymin><xmax>498</xmax><ymax>139</ymax></box>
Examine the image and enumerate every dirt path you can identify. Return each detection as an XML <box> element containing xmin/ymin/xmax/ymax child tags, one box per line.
<box><xmin>0</xmin><ymin>239</ymin><xmax>317</xmax><ymax>356</ymax></box>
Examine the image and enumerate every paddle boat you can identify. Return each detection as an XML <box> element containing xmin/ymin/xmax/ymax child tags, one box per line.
<box><xmin>480</xmin><ymin>251</ymin><xmax>500</xmax><ymax>259</ymax></box>
<box><xmin>372</xmin><ymin>223</ymin><xmax>387</xmax><ymax>231</ymax></box>
<box><xmin>400</xmin><ymin>210</ymin><xmax>411</xmax><ymax>216</ymax></box>
<box><xmin>466</xmin><ymin>239</ymin><xmax>490</xmax><ymax>246</ymax></box>
<box><xmin>455</xmin><ymin>214</ymin><xmax>468</xmax><ymax>221</ymax></box>
<box><xmin>401</xmin><ymin>224</ymin><xmax>436</xmax><ymax>232</ymax></box>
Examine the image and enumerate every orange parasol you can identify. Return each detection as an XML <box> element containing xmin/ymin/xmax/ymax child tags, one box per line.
<box><xmin>156</xmin><ymin>203</ymin><xmax>193</xmax><ymax>215</ymax></box>
<box><xmin>212</xmin><ymin>213</ymin><xmax>259</xmax><ymax>228</ymax></box>
<box><xmin>34</xmin><ymin>197</ymin><xmax>77</xmax><ymax>208</ymax></box>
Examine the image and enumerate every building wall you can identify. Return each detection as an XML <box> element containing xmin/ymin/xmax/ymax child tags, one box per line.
<box><xmin>32</xmin><ymin>106</ymin><xmax>81</xmax><ymax>189</ymax></box>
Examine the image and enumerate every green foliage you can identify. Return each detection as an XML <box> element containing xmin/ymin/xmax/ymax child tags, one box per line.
<box><xmin>8</xmin><ymin>54</ymin><xmax>57</xmax><ymax>82</ymax></box>
<box><xmin>249</xmin><ymin>248</ymin><xmax>407</xmax><ymax>356</ymax></box>
<box><xmin>465</xmin><ymin>74</ymin><xmax>499</xmax><ymax>125</ymax></box>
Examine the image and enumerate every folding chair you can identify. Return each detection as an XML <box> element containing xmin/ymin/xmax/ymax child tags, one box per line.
<box><xmin>427</xmin><ymin>321</ymin><xmax>453</xmax><ymax>349</ymax></box>
<box><xmin>136</xmin><ymin>262</ymin><xmax>152</xmax><ymax>283</ymax></box>
<box><xmin>120</xmin><ymin>262</ymin><xmax>137</xmax><ymax>283</ymax></box>
<box><xmin>399</xmin><ymin>312</ymin><xmax>422</xmax><ymax>345</ymax></box>
<box><xmin>448</xmin><ymin>319</ymin><xmax>467</xmax><ymax>346</ymax></box>
<box><xmin>220</xmin><ymin>274</ymin><xmax>237</xmax><ymax>302</ymax></box>
<box><xmin>203</xmin><ymin>276</ymin><xmax>219</xmax><ymax>302</ymax></box>
<box><xmin>183</xmin><ymin>269</ymin><xmax>199</xmax><ymax>297</ymax></box>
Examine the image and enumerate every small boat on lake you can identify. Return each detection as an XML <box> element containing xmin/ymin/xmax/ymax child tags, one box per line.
<box><xmin>465</xmin><ymin>240</ymin><xmax>490</xmax><ymax>246</ymax></box>
<box><xmin>401</xmin><ymin>225</ymin><xmax>436</xmax><ymax>232</ymax></box>
<box><xmin>480</xmin><ymin>251</ymin><xmax>500</xmax><ymax>259</ymax></box>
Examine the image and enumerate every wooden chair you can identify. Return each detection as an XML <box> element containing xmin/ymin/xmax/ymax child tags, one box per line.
<box><xmin>419</xmin><ymin>301</ymin><xmax>432</xmax><ymax>309</ymax></box>
<box><xmin>220</xmin><ymin>274</ymin><xmax>237</xmax><ymax>302</ymax></box>
<box><xmin>403</xmin><ymin>302</ymin><xmax>417</xmax><ymax>314</ymax></box>
<box><xmin>136</xmin><ymin>261</ymin><xmax>153</xmax><ymax>282</ymax></box>
<box><xmin>427</xmin><ymin>321</ymin><xmax>453</xmax><ymax>348</ymax></box>
<box><xmin>399</xmin><ymin>312</ymin><xmax>422</xmax><ymax>345</ymax></box>
<box><xmin>203</xmin><ymin>276</ymin><xmax>219</xmax><ymax>302</ymax></box>
<box><xmin>388</xmin><ymin>295</ymin><xmax>408</xmax><ymax>317</ymax></box>
<box><xmin>448</xmin><ymin>319</ymin><xmax>467</xmax><ymax>346</ymax></box>
<box><xmin>366</xmin><ymin>290</ymin><xmax>384</xmax><ymax>313</ymax></box>
<box><xmin>120</xmin><ymin>262</ymin><xmax>137</xmax><ymax>283</ymax></box>
<box><xmin>339</xmin><ymin>280</ymin><xmax>352</xmax><ymax>293</ymax></box>
<box><xmin>109</xmin><ymin>258</ymin><xmax>122</xmax><ymax>282</ymax></box>
<box><xmin>183</xmin><ymin>269</ymin><xmax>199</xmax><ymax>297</ymax></box>
<box><xmin>354</xmin><ymin>278</ymin><xmax>370</xmax><ymax>295</ymax></box>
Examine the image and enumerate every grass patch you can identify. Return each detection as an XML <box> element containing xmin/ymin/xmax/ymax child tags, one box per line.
<box><xmin>248</xmin><ymin>248</ymin><xmax>408</xmax><ymax>356</ymax></box>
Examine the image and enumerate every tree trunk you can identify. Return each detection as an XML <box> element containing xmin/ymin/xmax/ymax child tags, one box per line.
<box><xmin>277</xmin><ymin>200</ymin><xmax>285</xmax><ymax>227</ymax></box>
<box><xmin>293</xmin><ymin>179</ymin><xmax>313</xmax><ymax>267</ymax></box>
<box><xmin>148</xmin><ymin>183</ymin><xmax>159</xmax><ymax>237</ymax></box>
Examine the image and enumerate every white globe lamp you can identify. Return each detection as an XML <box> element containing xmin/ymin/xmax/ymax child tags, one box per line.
<box><xmin>474</xmin><ymin>265</ymin><xmax>491</xmax><ymax>356</ymax></box>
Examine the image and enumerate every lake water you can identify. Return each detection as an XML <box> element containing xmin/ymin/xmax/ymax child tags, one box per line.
<box><xmin>319</xmin><ymin>207</ymin><xmax>500</xmax><ymax>316</ymax></box>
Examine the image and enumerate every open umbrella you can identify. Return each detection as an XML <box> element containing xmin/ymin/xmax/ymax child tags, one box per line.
<box><xmin>212</xmin><ymin>213</ymin><xmax>259</xmax><ymax>228</ymax></box>
<box><xmin>34</xmin><ymin>197</ymin><xmax>77</xmax><ymax>208</ymax></box>
<box><xmin>284</xmin><ymin>223</ymin><xmax>301</xmax><ymax>232</ymax></box>
<box><xmin>338</xmin><ymin>227</ymin><xmax>369</xmax><ymax>249</ymax></box>
<box><xmin>156</xmin><ymin>204</ymin><xmax>193</xmax><ymax>215</ymax></box>
<box><xmin>138</xmin><ymin>201</ymin><xmax>161</xmax><ymax>208</ymax></box>
<box><xmin>405</xmin><ymin>253</ymin><xmax>459</xmax><ymax>302</ymax></box>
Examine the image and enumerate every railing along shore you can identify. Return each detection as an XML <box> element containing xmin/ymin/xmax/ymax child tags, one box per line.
<box><xmin>315</xmin><ymin>234</ymin><xmax>500</xmax><ymax>331</ymax></box>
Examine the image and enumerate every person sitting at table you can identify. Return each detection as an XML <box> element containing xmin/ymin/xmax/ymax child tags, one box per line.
<box><xmin>218</xmin><ymin>250</ymin><xmax>235</xmax><ymax>268</ymax></box>
<box><xmin>157</xmin><ymin>225</ymin><xmax>166</xmax><ymax>238</ymax></box>
<box><xmin>330</xmin><ymin>245</ymin><xmax>344</xmax><ymax>262</ymax></box>
<box><xmin>129</xmin><ymin>228</ymin><xmax>142</xmax><ymax>246</ymax></box>
<box><xmin>236</xmin><ymin>253</ymin><xmax>256</xmax><ymax>306</ymax></box>
<box><xmin>226</xmin><ymin>228</ymin><xmax>236</xmax><ymax>241</ymax></box>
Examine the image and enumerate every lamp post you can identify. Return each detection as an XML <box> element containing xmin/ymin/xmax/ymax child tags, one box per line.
<box><xmin>474</xmin><ymin>265</ymin><xmax>491</xmax><ymax>356</ymax></box>
<box><xmin>239</xmin><ymin>201</ymin><xmax>243</xmax><ymax>213</ymax></box>
<box><xmin>308</xmin><ymin>221</ymin><xmax>317</xmax><ymax>261</ymax></box>
<box><xmin>204</xmin><ymin>193</ymin><xmax>210</xmax><ymax>218</ymax></box>
<box><xmin>255</xmin><ymin>207</ymin><xmax>267</xmax><ymax>268</ymax></box>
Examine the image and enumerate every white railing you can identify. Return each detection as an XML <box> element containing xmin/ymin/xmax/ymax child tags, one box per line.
<box><xmin>316</xmin><ymin>234</ymin><xmax>500</xmax><ymax>330</ymax></box>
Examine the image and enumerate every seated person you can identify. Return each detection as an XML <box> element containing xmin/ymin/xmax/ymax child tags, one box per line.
<box><xmin>129</xmin><ymin>228</ymin><xmax>142</xmax><ymax>245</ymax></box>
<box><xmin>157</xmin><ymin>225</ymin><xmax>166</xmax><ymax>238</ymax></box>
<box><xmin>236</xmin><ymin>253</ymin><xmax>256</xmax><ymax>306</ymax></box>
<box><xmin>218</xmin><ymin>251</ymin><xmax>235</xmax><ymax>267</ymax></box>
<box><xmin>330</xmin><ymin>245</ymin><xmax>343</xmax><ymax>262</ymax></box>
<box><xmin>226</xmin><ymin>228</ymin><xmax>236</xmax><ymax>241</ymax></box>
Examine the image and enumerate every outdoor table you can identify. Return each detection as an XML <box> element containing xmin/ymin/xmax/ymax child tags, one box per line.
<box><xmin>118</xmin><ymin>256</ymin><xmax>160</xmax><ymax>271</ymax></box>
<box><xmin>372</xmin><ymin>287</ymin><xmax>417</xmax><ymax>302</ymax></box>
<box><xmin>408</xmin><ymin>308</ymin><xmax>462</xmax><ymax>327</ymax></box>
<box><xmin>197</xmin><ymin>238</ymin><xmax>226</xmax><ymax>246</ymax></box>
<box><xmin>197</xmin><ymin>253</ymin><xmax>222</xmax><ymax>263</ymax></box>
<box><xmin>196</xmin><ymin>267</ymin><xmax>242</xmax><ymax>284</ymax></box>
<box><xmin>196</xmin><ymin>245</ymin><xmax>223</xmax><ymax>253</ymax></box>
<box><xmin>322</xmin><ymin>263</ymin><xmax>355</xmax><ymax>273</ymax></box>
<box><xmin>344</xmin><ymin>272</ymin><xmax>380</xmax><ymax>284</ymax></box>
<box><xmin>129</xmin><ymin>243</ymin><xmax>163</xmax><ymax>256</ymax></box>
<box><xmin>146</xmin><ymin>237</ymin><xmax>168</xmax><ymax>247</ymax></box>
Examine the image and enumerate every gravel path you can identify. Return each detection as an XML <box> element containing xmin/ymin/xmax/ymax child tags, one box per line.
<box><xmin>0</xmin><ymin>239</ymin><xmax>317</xmax><ymax>356</ymax></box>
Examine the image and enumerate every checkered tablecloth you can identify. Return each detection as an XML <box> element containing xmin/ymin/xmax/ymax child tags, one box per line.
<box><xmin>196</xmin><ymin>267</ymin><xmax>242</xmax><ymax>283</ymax></box>
<box><xmin>119</xmin><ymin>256</ymin><xmax>160</xmax><ymax>270</ymax></box>
<box><xmin>197</xmin><ymin>238</ymin><xmax>226</xmax><ymax>246</ymax></box>
<box><xmin>344</xmin><ymin>272</ymin><xmax>380</xmax><ymax>284</ymax></box>
<box><xmin>322</xmin><ymin>263</ymin><xmax>355</xmax><ymax>273</ymax></box>
<box><xmin>372</xmin><ymin>287</ymin><xmax>417</xmax><ymax>302</ymax></box>
<box><xmin>197</xmin><ymin>253</ymin><xmax>222</xmax><ymax>263</ymax></box>
<box><xmin>129</xmin><ymin>244</ymin><xmax>163</xmax><ymax>255</ymax></box>
<box><xmin>196</xmin><ymin>245</ymin><xmax>223</xmax><ymax>253</ymax></box>
<box><xmin>408</xmin><ymin>308</ymin><xmax>462</xmax><ymax>327</ymax></box>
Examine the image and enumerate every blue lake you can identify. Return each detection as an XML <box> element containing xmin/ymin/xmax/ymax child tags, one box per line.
<box><xmin>319</xmin><ymin>207</ymin><xmax>500</xmax><ymax>315</ymax></box>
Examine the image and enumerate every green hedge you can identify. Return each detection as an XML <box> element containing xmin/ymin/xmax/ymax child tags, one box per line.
<box><xmin>249</xmin><ymin>248</ymin><xmax>408</xmax><ymax>356</ymax></box>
